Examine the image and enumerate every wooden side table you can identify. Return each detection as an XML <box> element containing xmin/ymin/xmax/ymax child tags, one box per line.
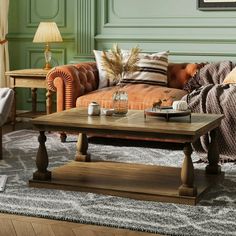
<box><xmin>5</xmin><ymin>69</ymin><xmax>53</xmax><ymax>129</ymax></box>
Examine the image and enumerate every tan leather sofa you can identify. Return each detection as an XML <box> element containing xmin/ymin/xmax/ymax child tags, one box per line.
<box><xmin>46</xmin><ymin>62</ymin><xmax>202</xmax><ymax>141</ymax></box>
<box><xmin>47</xmin><ymin>62</ymin><xmax>202</xmax><ymax>112</ymax></box>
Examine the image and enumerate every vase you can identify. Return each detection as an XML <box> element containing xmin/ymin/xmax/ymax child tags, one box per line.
<box><xmin>112</xmin><ymin>89</ymin><xmax>128</xmax><ymax>115</ymax></box>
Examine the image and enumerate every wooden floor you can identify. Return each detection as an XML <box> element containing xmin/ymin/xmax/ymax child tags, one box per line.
<box><xmin>0</xmin><ymin>213</ymin><xmax>160</xmax><ymax>236</ymax></box>
<box><xmin>1</xmin><ymin>121</ymin><xmax>162</xmax><ymax>236</ymax></box>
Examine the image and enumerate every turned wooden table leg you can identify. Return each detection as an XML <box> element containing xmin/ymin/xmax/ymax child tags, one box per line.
<box><xmin>206</xmin><ymin>128</ymin><xmax>221</xmax><ymax>175</ymax></box>
<box><xmin>46</xmin><ymin>89</ymin><xmax>52</xmax><ymax>115</ymax></box>
<box><xmin>31</xmin><ymin>88</ymin><xmax>37</xmax><ymax>113</ymax></box>
<box><xmin>60</xmin><ymin>132</ymin><xmax>67</xmax><ymax>143</ymax></box>
<box><xmin>33</xmin><ymin>131</ymin><xmax>51</xmax><ymax>181</ymax></box>
<box><xmin>12</xmin><ymin>87</ymin><xmax>16</xmax><ymax>131</ymax></box>
<box><xmin>75</xmin><ymin>133</ymin><xmax>90</xmax><ymax>162</ymax></box>
<box><xmin>179</xmin><ymin>143</ymin><xmax>197</xmax><ymax>196</ymax></box>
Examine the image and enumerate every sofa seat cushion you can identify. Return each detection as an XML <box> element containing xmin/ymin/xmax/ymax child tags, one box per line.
<box><xmin>76</xmin><ymin>84</ymin><xmax>187</xmax><ymax>110</ymax></box>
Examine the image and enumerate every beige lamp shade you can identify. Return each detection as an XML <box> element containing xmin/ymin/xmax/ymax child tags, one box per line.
<box><xmin>33</xmin><ymin>22</ymin><xmax>62</xmax><ymax>70</ymax></box>
<box><xmin>33</xmin><ymin>22</ymin><xmax>63</xmax><ymax>43</ymax></box>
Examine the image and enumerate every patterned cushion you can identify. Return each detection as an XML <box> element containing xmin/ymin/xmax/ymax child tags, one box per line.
<box><xmin>120</xmin><ymin>51</ymin><xmax>169</xmax><ymax>86</ymax></box>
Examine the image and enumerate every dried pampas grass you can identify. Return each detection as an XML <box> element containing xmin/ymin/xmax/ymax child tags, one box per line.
<box><xmin>101</xmin><ymin>44</ymin><xmax>140</xmax><ymax>84</ymax></box>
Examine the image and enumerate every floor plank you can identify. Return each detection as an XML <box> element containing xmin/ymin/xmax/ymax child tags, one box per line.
<box><xmin>50</xmin><ymin>225</ymin><xmax>76</xmax><ymax>236</ymax></box>
<box><xmin>0</xmin><ymin>218</ymin><xmax>17</xmax><ymax>236</ymax></box>
<box><xmin>32</xmin><ymin>223</ymin><xmax>55</xmax><ymax>236</ymax></box>
<box><xmin>12</xmin><ymin>220</ymin><xmax>36</xmax><ymax>236</ymax></box>
<box><xmin>73</xmin><ymin>228</ymin><xmax>112</xmax><ymax>236</ymax></box>
<box><xmin>0</xmin><ymin>213</ymin><xmax>162</xmax><ymax>235</ymax></box>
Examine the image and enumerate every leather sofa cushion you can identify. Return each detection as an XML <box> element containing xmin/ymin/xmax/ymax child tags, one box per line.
<box><xmin>167</xmin><ymin>63</ymin><xmax>205</xmax><ymax>89</ymax></box>
<box><xmin>76</xmin><ymin>83</ymin><xmax>187</xmax><ymax>110</ymax></box>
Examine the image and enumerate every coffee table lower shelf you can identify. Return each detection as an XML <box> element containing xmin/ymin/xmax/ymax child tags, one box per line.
<box><xmin>29</xmin><ymin>161</ymin><xmax>224</xmax><ymax>205</ymax></box>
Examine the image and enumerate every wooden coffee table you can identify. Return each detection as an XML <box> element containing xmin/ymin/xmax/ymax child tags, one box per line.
<box><xmin>30</xmin><ymin>108</ymin><xmax>224</xmax><ymax>205</ymax></box>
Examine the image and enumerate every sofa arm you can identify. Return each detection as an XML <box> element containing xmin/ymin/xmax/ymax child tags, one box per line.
<box><xmin>47</xmin><ymin>62</ymin><xmax>99</xmax><ymax>112</ymax></box>
<box><xmin>167</xmin><ymin>63</ymin><xmax>206</xmax><ymax>89</ymax></box>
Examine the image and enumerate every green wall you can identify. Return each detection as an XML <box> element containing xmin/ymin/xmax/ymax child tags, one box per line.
<box><xmin>8</xmin><ymin>0</ymin><xmax>236</xmax><ymax>110</ymax></box>
<box><xmin>95</xmin><ymin>0</ymin><xmax>236</xmax><ymax>62</ymax></box>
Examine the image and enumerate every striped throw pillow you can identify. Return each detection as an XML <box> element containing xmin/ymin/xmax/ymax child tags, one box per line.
<box><xmin>120</xmin><ymin>51</ymin><xmax>169</xmax><ymax>86</ymax></box>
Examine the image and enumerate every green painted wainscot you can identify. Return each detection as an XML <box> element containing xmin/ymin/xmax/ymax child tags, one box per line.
<box><xmin>7</xmin><ymin>0</ymin><xmax>236</xmax><ymax>111</ymax></box>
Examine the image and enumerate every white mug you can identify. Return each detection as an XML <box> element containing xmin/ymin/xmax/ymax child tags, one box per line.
<box><xmin>88</xmin><ymin>101</ymin><xmax>100</xmax><ymax>115</ymax></box>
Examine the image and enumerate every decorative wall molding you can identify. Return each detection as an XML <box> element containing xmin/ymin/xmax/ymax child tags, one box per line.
<box><xmin>7</xmin><ymin>33</ymin><xmax>75</xmax><ymax>42</ymax></box>
<box><xmin>34</xmin><ymin>0</ymin><xmax>59</xmax><ymax>19</ymax></box>
<box><xmin>103</xmin><ymin>23</ymin><xmax>236</xmax><ymax>29</ymax></box>
<box><xmin>101</xmin><ymin>0</ymin><xmax>236</xmax><ymax>28</ymax></box>
<box><xmin>74</xmin><ymin>0</ymin><xmax>95</xmax><ymax>60</ymax></box>
<box><xmin>94</xmin><ymin>35</ymin><xmax>236</xmax><ymax>43</ymax></box>
<box><xmin>93</xmin><ymin>0</ymin><xmax>236</xmax><ymax>63</ymax></box>
<box><xmin>171</xmin><ymin>51</ymin><xmax>236</xmax><ymax>57</ymax></box>
<box><xmin>26</xmin><ymin>0</ymin><xmax>66</xmax><ymax>27</ymax></box>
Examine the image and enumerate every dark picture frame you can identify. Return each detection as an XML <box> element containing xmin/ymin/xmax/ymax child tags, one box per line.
<box><xmin>198</xmin><ymin>0</ymin><xmax>236</xmax><ymax>10</ymax></box>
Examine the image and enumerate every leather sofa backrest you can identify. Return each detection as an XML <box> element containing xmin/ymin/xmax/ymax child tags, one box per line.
<box><xmin>48</xmin><ymin>62</ymin><xmax>203</xmax><ymax>94</ymax></box>
<box><xmin>85</xmin><ymin>61</ymin><xmax>202</xmax><ymax>90</ymax></box>
<box><xmin>167</xmin><ymin>63</ymin><xmax>204</xmax><ymax>89</ymax></box>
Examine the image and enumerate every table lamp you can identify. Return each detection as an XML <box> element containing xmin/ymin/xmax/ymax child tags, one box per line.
<box><xmin>33</xmin><ymin>22</ymin><xmax>63</xmax><ymax>70</ymax></box>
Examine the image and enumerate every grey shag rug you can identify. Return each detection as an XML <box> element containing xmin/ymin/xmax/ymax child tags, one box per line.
<box><xmin>0</xmin><ymin>130</ymin><xmax>236</xmax><ymax>236</ymax></box>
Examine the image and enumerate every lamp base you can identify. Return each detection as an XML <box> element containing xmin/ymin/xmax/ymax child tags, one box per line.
<box><xmin>44</xmin><ymin>63</ymin><xmax>51</xmax><ymax>70</ymax></box>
